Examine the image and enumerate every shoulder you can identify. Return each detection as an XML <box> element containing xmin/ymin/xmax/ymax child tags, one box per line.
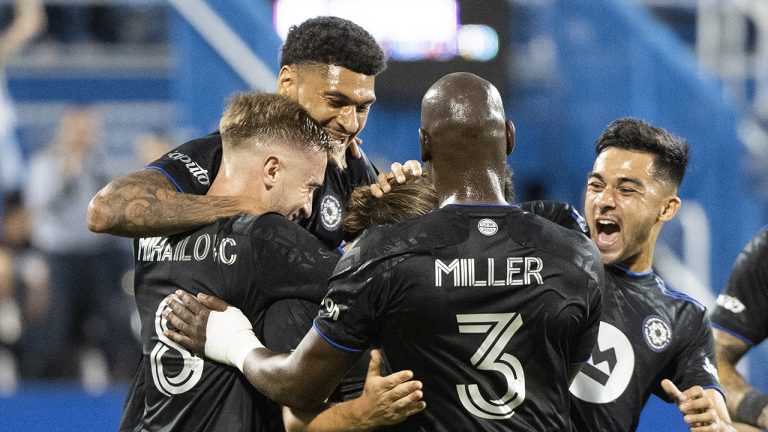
<box><xmin>515</xmin><ymin>210</ymin><xmax>602</xmax><ymax>283</ymax></box>
<box><xmin>649</xmin><ymin>275</ymin><xmax>708</xmax><ymax>324</ymax></box>
<box><xmin>519</xmin><ymin>200</ymin><xmax>589</xmax><ymax>235</ymax></box>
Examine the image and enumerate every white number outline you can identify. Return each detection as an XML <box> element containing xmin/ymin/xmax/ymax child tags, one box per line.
<box><xmin>456</xmin><ymin>313</ymin><xmax>525</xmax><ymax>420</ymax></box>
<box><xmin>150</xmin><ymin>300</ymin><xmax>205</xmax><ymax>396</ymax></box>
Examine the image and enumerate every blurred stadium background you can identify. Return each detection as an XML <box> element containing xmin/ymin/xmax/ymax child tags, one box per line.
<box><xmin>0</xmin><ymin>0</ymin><xmax>766</xmax><ymax>430</ymax></box>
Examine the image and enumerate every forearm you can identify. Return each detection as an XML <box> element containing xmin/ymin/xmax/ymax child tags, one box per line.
<box><xmin>242</xmin><ymin>348</ymin><xmax>338</xmax><ymax>411</ymax></box>
<box><xmin>716</xmin><ymin>330</ymin><xmax>768</xmax><ymax>428</ymax></box>
<box><xmin>283</xmin><ymin>399</ymin><xmax>372</xmax><ymax>432</ymax></box>
<box><xmin>87</xmin><ymin>170</ymin><xmax>246</xmax><ymax>237</ymax></box>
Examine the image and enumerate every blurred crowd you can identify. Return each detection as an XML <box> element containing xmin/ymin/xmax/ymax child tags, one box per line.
<box><xmin>0</xmin><ymin>0</ymin><xmax>172</xmax><ymax>397</ymax></box>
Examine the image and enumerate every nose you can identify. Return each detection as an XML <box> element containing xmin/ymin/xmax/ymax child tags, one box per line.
<box><xmin>594</xmin><ymin>188</ymin><xmax>616</xmax><ymax>211</ymax></box>
<box><xmin>336</xmin><ymin>106</ymin><xmax>358</xmax><ymax>134</ymax></box>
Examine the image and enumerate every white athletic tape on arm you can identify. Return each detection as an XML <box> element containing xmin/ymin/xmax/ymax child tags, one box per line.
<box><xmin>205</xmin><ymin>306</ymin><xmax>264</xmax><ymax>372</ymax></box>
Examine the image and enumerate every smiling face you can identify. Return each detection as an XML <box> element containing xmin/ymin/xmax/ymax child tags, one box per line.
<box><xmin>278</xmin><ymin>64</ymin><xmax>376</xmax><ymax>168</ymax></box>
<box><xmin>584</xmin><ymin>147</ymin><xmax>680</xmax><ymax>271</ymax></box>
<box><xmin>269</xmin><ymin>148</ymin><xmax>327</xmax><ymax>221</ymax></box>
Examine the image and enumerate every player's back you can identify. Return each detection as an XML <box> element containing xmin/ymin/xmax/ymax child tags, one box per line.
<box><xmin>318</xmin><ymin>204</ymin><xmax>604</xmax><ymax>431</ymax></box>
<box><xmin>131</xmin><ymin>213</ymin><xmax>337</xmax><ymax>431</ymax></box>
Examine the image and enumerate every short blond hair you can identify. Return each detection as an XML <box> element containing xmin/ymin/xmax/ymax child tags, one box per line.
<box><xmin>219</xmin><ymin>92</ymin><xmax>331</xmax><ymax>153</ymax></box>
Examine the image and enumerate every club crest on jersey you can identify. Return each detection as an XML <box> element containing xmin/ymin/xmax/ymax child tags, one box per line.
<box><xmin>477</xmin><ymin>218</ymin><xmax>498</xmax><ymax>236</ymax></box>
<box><xmin>320</xmin><ymin>195</ymin><xmax>342</xmax><ymax>230</ymax></box>
<box><xmin>642</xmin><ymin>316</ymin><xmax>672</xmax><ymax>352</ymax></box>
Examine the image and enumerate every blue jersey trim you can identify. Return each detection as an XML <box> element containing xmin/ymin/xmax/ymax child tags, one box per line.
<box><xmin>711</xmin><ymin>323</ymin><xmax>754</xmax><ymax>347</ymax></box>
<box><xmin>703</xmin><ymin>385</ymin><xmax>727</xmax><ymax>404</ymax></box>
<box><xmin>654</xmin><ymin>276</ymin><xmax>705</xmax><ymax>310</ymax></box>
<box><xmin>614</xmin><ymin>265</ymin><xmax>653</xmax><ymax>277</ymax></box>
<box><xmin>312</xmin><ymin>321</ymin><xmax>364</xmax><ymax>353</ymax></box>
<box><xmin>144</xmin><ymin>166</ymin><xmax>185</xmax><ymax>193</ymax></box>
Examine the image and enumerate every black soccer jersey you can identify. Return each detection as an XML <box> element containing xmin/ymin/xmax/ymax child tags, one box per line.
<box><xmin>314</xmin><ymin>204</ymin><xmax>604</xmax><ymax>431</ymax></box>
<box><xmin>569</xmin><ymin>266</ymin><xmax>722</xmax><ymax>432</ymax></box>
<box><xmin>145</xmin><ymin>131</ymin><xmax>379</xmax><ymax>248</ymax></box>
<box><xmin>127</xmin><ymin>212</ymin><xmax>339</xmax><ymax>431</ymax></box>
<box><xmin>711</xmin><ymin>226</ymin><xmax>768</xmax><ymax>347</ymax></box>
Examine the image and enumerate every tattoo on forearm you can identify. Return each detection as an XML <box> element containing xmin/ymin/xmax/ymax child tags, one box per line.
<box><xmin>94</xmin><ymin>171</ymin><xmax>244</xmax><ymax>237</ymax></box>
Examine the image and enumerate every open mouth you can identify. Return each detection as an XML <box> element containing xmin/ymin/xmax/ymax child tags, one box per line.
<box><xmin>594</xmin><ymin>219</ymin><xmax>620</xmax><ymax>248</ymax></box>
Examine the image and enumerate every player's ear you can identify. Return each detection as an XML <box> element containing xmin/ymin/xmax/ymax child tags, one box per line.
<box><xmin>263</xmin><ymin>156</ymin><xmax>281</xmax><ymax>186</ymax></box>
<box><xmin>505</xmin><ymin>120</ymin><xmax>515</xmax><ymax>155</ymax></box>
<box><xmin>419</xmin><ymin>128</ymin><xmax>431</xmax><ymax>162</ymax></box>
<box><xmin>659</xmin><ymin>195</ymin><xmax>681</xmax><ymax>222</ymax></box>
<box><xmin>277</xmin><ymin>65</ymin><xmax>298</xmax><ymax>98</ymax></box>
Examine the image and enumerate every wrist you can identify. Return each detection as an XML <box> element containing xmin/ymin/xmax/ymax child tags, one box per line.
<box><xmin>343</xmin><ymin>397</ymin><xmax>371</xmax><ymax>432</ymax></box>
<box><xmin>204</xmin><ymin>306</ymin><xmax>263</xmax><ymax>370</ymax></box>
<box><xmin>735</xmin><ymin>390</ymin><xmax>768</xmax><ymax>427</ymax></box>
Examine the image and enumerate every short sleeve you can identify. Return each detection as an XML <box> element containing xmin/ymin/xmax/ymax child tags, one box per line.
<box><xmin>144</xmin><ymin>132</ymin><xmax>222</xmax><ymax>195</ymax></box>
<box><xmin>653</xmin><ymin>310</ymin><xmax>721</xmax><ymax>401</ymax></box>
<box><xmin>710</xmin><ymin>228</ymin><xmax>768</xmax><ymax>346</ymax></box>
<box><xmin>313</xmin><ymin>258</ymin><xmax>396</xmax><ymax>352</ymax></box>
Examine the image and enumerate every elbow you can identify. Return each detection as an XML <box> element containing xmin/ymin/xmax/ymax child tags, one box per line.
<box><xmin>86</xmin><ymin>189</ymin><xmax>114</xmax><ymax>233</ymax></box>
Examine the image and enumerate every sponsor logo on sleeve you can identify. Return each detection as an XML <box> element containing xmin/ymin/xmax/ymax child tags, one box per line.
<box><xmin>703</xmin><ymin>357</ymin><xmax>720</xmax><ymax>381</ymax></box>
<box><xmin>166</xmin><ymin>152</ymin><xmax>210</xmax><ymax>185</ymax></box>
<box><xmin>715</xmin><ymin>294</ymin><xmax>746</xmax><ymax>314</ymax></box>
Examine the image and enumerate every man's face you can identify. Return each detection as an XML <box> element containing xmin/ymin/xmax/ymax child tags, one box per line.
<box><xmin>279</xmin><ymin>65</ymin><xmax>376</xmax><ymax>166</ymax></box>
<box><xmin>584</xmin><ymin>147</ymin><xmax>673</xmax><ymax>267</ymax></box>
<box><xmin>270</xmin><ymin>149</ymin><xmax>327</xmax><ymax>221</ymax></box>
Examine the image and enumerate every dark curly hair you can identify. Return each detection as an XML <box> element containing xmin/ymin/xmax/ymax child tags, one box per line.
<box><xmin>595</xmin><ymin>117</ymin><xmax>689</xmax><ymax>188</ymax></box>
<box><xmin>280</xmin><ymin>16</ymin><xmax>387</xmax><ymax>76</ymax></box>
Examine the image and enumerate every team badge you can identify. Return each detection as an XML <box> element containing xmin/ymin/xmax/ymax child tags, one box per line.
<box><xmin>477</xmin><ymin>218</ymin><xmax>498</xmax><ymax>236</ymax></box>
<box><xmin>320</xmin><ymin>195</ymin><xmax>342</xmax><ymax>230</ymax></box>
<box><xmin>642</xmin><ymin>316</ymin><xmax>672</xmax><ymax>352</ymax></box>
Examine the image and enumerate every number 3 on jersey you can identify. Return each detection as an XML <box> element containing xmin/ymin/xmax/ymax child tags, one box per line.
<box><xmin>150</xmin><ymin>300</ymin><xmax>204</xmax><ymax>395</ymax></box>
<box><xmin>456</xmin><ymin>313</ymin><xmax>525</xmax><ymax>420</ymax></box>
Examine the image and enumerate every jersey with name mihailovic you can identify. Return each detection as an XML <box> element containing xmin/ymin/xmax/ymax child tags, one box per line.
<box><xmin>314</xmin><ymin>205</ymin><xmax>604</xmax><ymax>431</ymax></box>
<box><xmin>144</xmin><ymin>131</ymin><xmax>378</xmax><ymax>249</ymax></box>
<box><xmin>569</xmin><ymin>266</ymin><xmax>722</xmax><ymax>432</ymax></box>
<box><xmin>126</xmin><ymin>212</ymin><xmax>339</xmax><ymax>432</ymax></box>
<box><xmin>711</xmin><ymin>226</ymin><xmax>768</xmax><ymax>347</ymax></box>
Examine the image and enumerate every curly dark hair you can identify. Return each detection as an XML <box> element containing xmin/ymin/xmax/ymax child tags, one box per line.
<box><xmin>280</xmin><ymin>16</ymin><xmax>387</xmax><ymax>76</ymax></box>
<box><xmin>595</xmin><ymin>117</ymin><xmax>689</xmax><ymax>188</ymax></box>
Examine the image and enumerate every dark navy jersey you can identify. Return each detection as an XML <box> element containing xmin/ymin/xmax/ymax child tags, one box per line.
<box><xmin>569</xmin><ymin>266</ymin><xmax>722</xmax><ymax>432</ymax></box>
<box><xmin>314</xmin><ymin>205</ymin><xmax>604</xmax><ymax>431</ymax></box>
<box><xmin>126</xmin><ymin>212</ymin><xmax>339</xmax><ymax>431</ymax></box>
<box><xmin>711</xmin><ymin>226</ymin><xmax>768</xmax><ymax>346</ymax></box>
<box><xmin>519</xmin><ymin>200</ymin><xmax>589</xmax><ymax>236</ymax></box>
<box><xmin>145</xmin><ymin>131</ymin><xmax>379</xmax><ymax>248</ymax></box>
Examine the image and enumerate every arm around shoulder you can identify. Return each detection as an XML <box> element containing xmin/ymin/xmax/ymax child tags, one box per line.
<box><xmin>87</xmin><ymin>169</ymin><xmax>250</xmax><ymax>237</ymax></box>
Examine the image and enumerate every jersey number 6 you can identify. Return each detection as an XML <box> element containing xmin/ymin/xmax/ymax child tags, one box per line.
<box><xmin>456</xmin><ymin>313</ymin><xmax>526</xmax><ymax>420</ymax></box>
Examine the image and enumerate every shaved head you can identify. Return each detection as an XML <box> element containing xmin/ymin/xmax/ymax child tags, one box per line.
<box><xmin>419</xmin><ymin>72</ymin><xmax>514</xmax><ymax>206</ymax></box>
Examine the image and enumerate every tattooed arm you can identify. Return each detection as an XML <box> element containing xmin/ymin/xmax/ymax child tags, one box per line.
<box><xmin>714</xmin><ymin>329</ymin><xmax>768</xmax><ymax>429</ymax></box>
<box><xmin>87</xmin><ymin>170</ymin><xmax>251</xmax><ymax>237</ymax></box>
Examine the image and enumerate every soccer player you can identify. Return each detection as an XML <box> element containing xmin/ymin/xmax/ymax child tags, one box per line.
<box><xmin>711</xmin><ymin>227</ymin><xmax>768</xmax><ymax>431</ymax></box>
<box><xmin>164</xmin><ymin>72</ymin><xmax>605</xmax><ymax>431</ymax></box>
<box><xmin>568</xmin><ymin>118</ymin><xmax>735</xmax><ymax>431</ymax></box>
<box><xmin>87</xmin><ymin>16</ymin><xmax>420</xmax><ymax>247</ymax></box>
<box><xmin>126</xmin><ymin>92</ymin><xmax>423</xmax><ymax>431</ymax></box>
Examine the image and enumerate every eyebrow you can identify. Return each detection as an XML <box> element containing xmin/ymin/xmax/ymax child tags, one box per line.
<box><xmin>587</xmin><ymin>172</ymin><xmax>644</xmax><ymax>188</ymax></box>
<box><xmin>324</xmin><ymin>90</ymin><xmax>376</xmax><ymax>106</ymax></box>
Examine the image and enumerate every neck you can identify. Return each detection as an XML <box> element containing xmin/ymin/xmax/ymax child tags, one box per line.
<box><xmin>434</xmin><ymin>167</ymin><xmax>508</xmax><ymax>207</ymax></box>
<box><xmin>620</xmin><ymin>226</ymin><xmax>662</xmax><ymax>273</ymax></box>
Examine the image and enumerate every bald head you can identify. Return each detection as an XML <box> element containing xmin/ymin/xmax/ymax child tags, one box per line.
<box><xmin>419</xmin><ymin>73</ymin><xmax>514</xmax><ymax>206</ymax></box>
